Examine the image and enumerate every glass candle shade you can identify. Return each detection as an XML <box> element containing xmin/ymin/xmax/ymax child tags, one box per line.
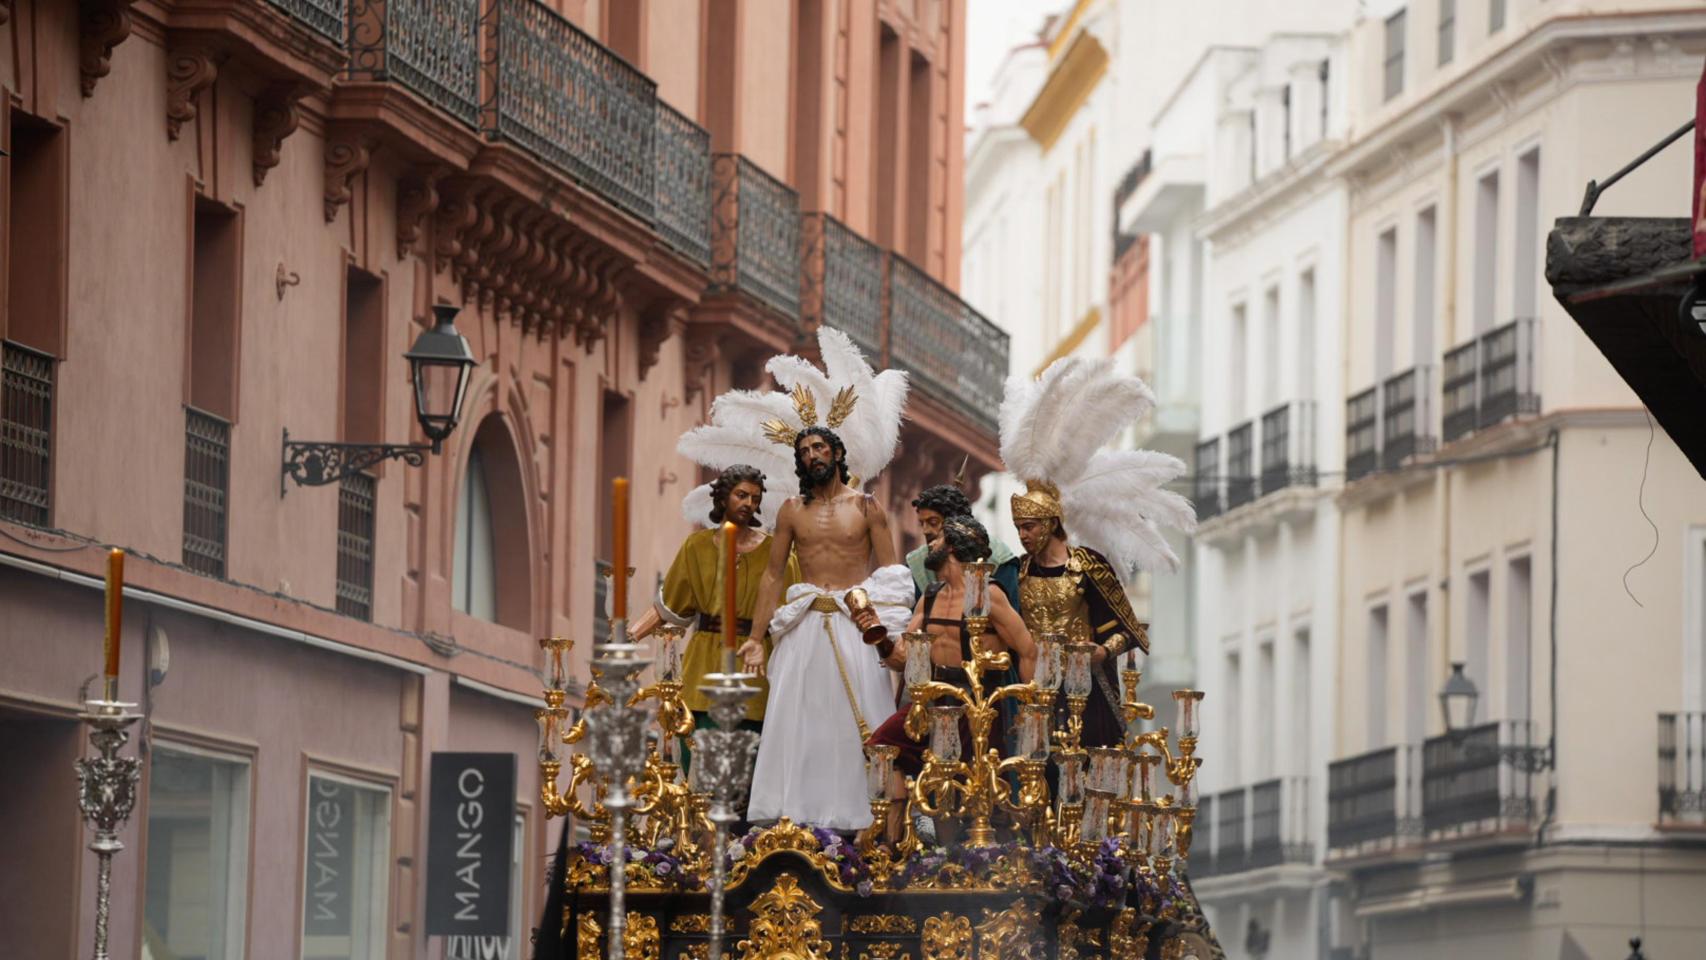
<box><xmin>656</xmin><ymin>626</ymin><xmax>685</xmax><ymax>682</ymax></box>
<box><xmin>962</xmin><ymin>561</ymin><xmax>994</xmax><ymax>619</ymax></box>
<box><xmin>536</xmin><ymin>708</ymin><xmax>559</xmax><ymax>763</ymax></box>
<box><xmin>1064</xmin><ymin>643</ymin><xmax>1097</xmax><ymax>698</ymax></box>
<box><xmin>1088</xmin><ymin>747</ymin><xmax>1122</xmax><ymax>793</ymax></box>
<box><xmin>1081</xmin><ymin>789</ymin><xmax>1113</xmax><ymax>844</ymax></box>
<box><xmin>1176</xmin><ymin>775</ymin><xmax>1197</xmax><ymax>809</ymax></box>
<box><xmin>1135</xmin><ymin>755</ymin><xmax>1159</xmax><ymax>803</ymax></box>
<box><xmin>904</xmin><ymin>632</ymin><xmax>935</xmax><ymax>689</ymax></box>
<box><xmin>1019</xmin><ymin>704</ymin><xmax>1052</xmax><ymax>761</ymax></box>
<box><xmin>542</xmin><ymin>638</ymin><xmax>570</xmax><ymax>692</ymax></box>
<box><xmin>1035</xmin><ymin>634</ymin><xmax>1065</xmax><ymax>692</ymax></box>
<box><xmin>865</xmin><ymin>746</ymin><xmax>897</xmax><ymax>801</ymax></box>
<box><xmin>929</xmin><ymin>705</ymin><xmax>965</xmax><ymax>762</ymax></box>
<box><xmin>1156</xmin><ymin>808</ymin><xmax>1177</xmax><ymax>859</ymax></box>
<box><xmin>1056</xmin><ymin>751</ymin><xmax>1086</xmax><ymax>806</ymax></box>
<box><xmin>601</xmin><ymin>566</ymin><xmax>637</xmax><ymax>621</ymax></box>
<box><xmin>1173</xmin><ymin>690</ymin><xmax>1204</xmax><ymax>739</ymax></box>
<box><xmin>1112</xmin><ymin>753</ymin><xmax>1134</xmax><ymax>801</ymax></box>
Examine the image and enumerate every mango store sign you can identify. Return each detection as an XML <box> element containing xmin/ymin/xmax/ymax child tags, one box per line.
<box><xmin>426</xmin><ymin>752</ymin><xmax>517</xmax><ymax>938</ymax></box>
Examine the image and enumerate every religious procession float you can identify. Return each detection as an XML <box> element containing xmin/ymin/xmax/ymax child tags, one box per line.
<box><xmin>533</xmin><ymin>329</ymin><xmax>1223</xmax><ymax>960</ymax></box>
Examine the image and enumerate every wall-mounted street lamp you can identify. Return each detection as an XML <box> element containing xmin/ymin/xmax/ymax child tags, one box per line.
<box><xmin>281</xmin><ymin>304</ymin><xmax>477</xmax><ymax>494</ymax></box>
<box><xmin>1438</xmin><ymin>661</ymin><xmax>1554</xmax><ymax>773</ymax></box>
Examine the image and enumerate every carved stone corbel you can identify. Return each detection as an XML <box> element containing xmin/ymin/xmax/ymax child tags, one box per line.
<box><xmin>397</xmin><ymin>165</ymin><xmax>449</xmax><ymax>257</ymax></box>
<box><xmin>79</xmin><ymin>0</ymin><xmax>139</xmax><ymax>98</ymax></box>
<box><xmin>322</xmin><ymin>127</ymin><xmax>376</xmax><ymax>222</ymax></box>
<box><xmin>433</xmin><ymin>178</ymin><xmax>481</xmax><ymax>275</ymax></box>
<box><xmin>165</xmin><ymin>46</ymin><xmax>219</xmax><ymax>140</ymax></box>
<box><xmin>638</xmin><ymin>301</ymin><xmax>689</xmax><ymax>381</ymax></box>
<box><xmin>682</xmin><ymin>324</ymin><xmax>721</xmax><ymax>404</ymax></box>
<box><xmin>253</xmin><ymin>82</ymin><xmax>313</xmax><ymax>187</ymax></box>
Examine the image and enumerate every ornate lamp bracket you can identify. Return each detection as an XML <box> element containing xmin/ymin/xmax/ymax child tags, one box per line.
<box><xmin>280</xmin><ymin>428</ymin><xmax>429</xmax><ymax>496</ymax></box>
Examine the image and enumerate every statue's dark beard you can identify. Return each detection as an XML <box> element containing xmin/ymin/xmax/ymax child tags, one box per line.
<box><xmin>806</xmin><ymin>461</ymin><xmax>835</xmax><ymax>485</ymax></box>
<box><xmin>924</xmin><ymin>543</ymin><xmax>951</xmax><ymax>571</ymax></box>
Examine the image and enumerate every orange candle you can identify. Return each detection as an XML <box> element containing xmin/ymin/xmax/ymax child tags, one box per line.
<box><xmin>612</xmin><ymin>477</ymin><xmax>629</xmax><ymax>621</ymax></box>
<box><xmin>722</xmin><ymin>521</ymin><xmax>738</xmax><ymax>650</ymax></box>
<box><xmin>103</xmin><ymin>549</ymin><xmax>124</xmax><ymax>682</ymax></box>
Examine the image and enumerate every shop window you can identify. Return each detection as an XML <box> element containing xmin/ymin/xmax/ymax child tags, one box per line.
<box><xmin>300</xmin><ymin>774</ymin><xmax>391</xmax><ymax>960</ymax></box>
<box><xmin>143</xmin><ymin>744</ymin><xmax>251</xmax><ymax>960</ymax></box>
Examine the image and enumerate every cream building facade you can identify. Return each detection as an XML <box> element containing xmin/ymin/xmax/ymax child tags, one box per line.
<box><xmin>1323</xmin><ymin>1</ymin><xmax>1706</xmax><ymax>957</ymax></box>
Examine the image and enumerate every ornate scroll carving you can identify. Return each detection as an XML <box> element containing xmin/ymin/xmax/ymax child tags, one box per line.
<box><xmin>852</xmin><ymin>915</ymin><xmax>919</xmax><ymax>935</ymax></box>
<box><xmin>671</xmin><ymin>914</ymin><xmax>711</xmax><ymax>934</ymax></box>
<box><xmin>1058</xmin><ymin>910</ymin><xmax>1103</xmax><ymax>960</ymax></box>
<box><xmin>79</xmin><ymin>0</ymin><xmax>139</xmax><ymax>97</ymax></box>
<box><xmin>735</xmin><ymin>872</ymin><xmax>834</xmax><ymax>960</ymax></box>
<box><xmin>433</xmin><ymin>178</ymin><xmax>482</xmax><ymax>275</ymax></box>
<box><xmin>638</xmin><ymin>301</ymin><xmax>687</xmax><ymax>381</ymax></box>
<box><xmin>1107</xmin><ymin>909</ymin><xmax>1150</xmax><ymax>960</ymax></box>
<box><xmin>974</xmin><ymin>901</ymin><xmax>1043</xmax><ymax>960</ymax></box>
<box><xmin>922</xmin><ymin>913</ymin><xmax>972</xmax><ymax>960</ymax></box>
<box><xmin>397</xmin><ymin>165</ymin><xmax>448</xmax><ymax>256</ymax></box>
<box><xmin>625</xmin><ymin>914</ymin><xmax>661</xmax><ymax>960</ymax></box>
<box><xmin>682</xmin><ymin>323</ymin><xmax>721</xmax><ymax>404</ymax></box>
<box><xmin>165</xmin><ymin>46</ymin><xmax>218</xmax><ymax>140</ymax></box>
<box><xmin>253</xmin><ymin>83</ymin><xmax>311</xmax><ymax>187</ymax></box>
<box><xmin>577</xmin><ymin>914</ymin><xmax>601</xmax><ymax>960</ymax></box>
<box><xmin>322</xmin><ymin>129</ymin><xmax>375</xmax><ymax>222</ymax></box>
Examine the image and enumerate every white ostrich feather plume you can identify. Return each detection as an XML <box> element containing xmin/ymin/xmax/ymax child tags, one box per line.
<box><xmin>998</xmin><ymin>357</ymin><xmax>1194</xmax><ymax>575</ymax></box>
<box><xmin>676</xmin><ymin>326</ymin><xmax>906</xmax><ymax>518</ymax></box>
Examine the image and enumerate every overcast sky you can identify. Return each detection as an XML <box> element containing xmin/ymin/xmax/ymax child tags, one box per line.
<box><xmin>964</xmin><ymin>0</ymin><xmax>1060</xmax><ymax>113</ymax></box>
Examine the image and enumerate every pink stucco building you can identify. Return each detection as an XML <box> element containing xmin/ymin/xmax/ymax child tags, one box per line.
<box><xmin>0</xmin><ymin>1</ymin><xmax>1005</xmax><ymax>956</ymax></box>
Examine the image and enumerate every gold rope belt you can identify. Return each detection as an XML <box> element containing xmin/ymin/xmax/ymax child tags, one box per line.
<box><xmin>808</xmin><ymin>595</ymin><xmax>871</xmax><ymax>742</ymax></box>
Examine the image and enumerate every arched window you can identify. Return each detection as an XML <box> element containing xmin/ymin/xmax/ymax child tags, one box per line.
<box><xmin>452</xmin><ymin>447</ymin><xmax>496</xmax><ymax>621</ymax></box>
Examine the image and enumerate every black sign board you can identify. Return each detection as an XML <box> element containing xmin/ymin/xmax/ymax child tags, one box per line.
<box><xmin>304</xmin><ymin>778</ymin><xmax>357</xmax><ymax>936</ymax></box>
<box><xmin>426</xmin><ymin>752</ymin><xmax>517</xmax><ymax>937</ymax></box>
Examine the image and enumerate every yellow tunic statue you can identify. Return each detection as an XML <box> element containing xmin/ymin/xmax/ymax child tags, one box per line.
<box><xmin>657</xmin><ymin>526</ymin><xmax>801</xmax><ymax>723</ymax></box>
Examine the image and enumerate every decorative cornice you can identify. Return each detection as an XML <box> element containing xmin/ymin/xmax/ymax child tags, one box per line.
<box><xmin>1019</xmin><ymin>31</ymin><xmax>1107</xmax><ymax>153</ymax></box>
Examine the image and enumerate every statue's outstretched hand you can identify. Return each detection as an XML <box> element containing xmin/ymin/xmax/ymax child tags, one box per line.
<box><xmin>737</xmin><ymin>637</ymin><xmax>766</xmax><ymax>677</ymax></box>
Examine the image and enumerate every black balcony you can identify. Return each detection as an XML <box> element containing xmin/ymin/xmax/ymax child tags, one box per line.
<box><xmin>1344</xmin><ymin>386</ymin><xmax>1379</xmax><ymax>482</ymax></box>
<box><xmin>348</xmin><ymin>0</ymin><xmax>481</xmax><ymax>128</ymax></box>
<box><xmin>1247</xmin><ymin>776</ymin><xmax>1313</xmax><ymax>869</ymax></box>
<box><xmin>183</xmin><ymin>408</ymin><xmax>231</xmax><ymax>579</ymax></box>
<box><xmin>1658</xmin><ymin>712</ymin><xmax>1705</xmax><ymax>825</ymax></box>
<box><xmin>1197</xmin><ymin>787</ymin><xmax>1246</xmax><ymax>877</ymax></box>
<box><xmin>1478</xmin><ymin>318</ymin><xmax>1541</xmax><ymax>428</ymax></box>
<box><xmin>1260</xmin><ymin>401</ymin><xmax>1316</xmax><ymax>495</ymax></box>
<box><xmin>1110</xmin><ymin>148</ymin><xmax>1152</xmax><ymax>262</ymax></box>
<box><xmin>1327</xmin><ymin>744</ymin><xmax>1420</xmax><ymax>852</ymax></box>
<box><xmin>1194</xmin><ymin>438</ymin><xmax>1223</xmax><ymax>521</ymax></box>
<box><xmin>1225</xmin><ymin>421</ymin><xmax>1255</xmax><ymax>510</ymax></box>
<box><xmin>654</xmin><ymin>103</ymin><xmax>712</xmax><ymax>266</ymax></box>
<box><xmin>1</xmin><ymin>341</ymin><xmax>54</xmax><ymax>526</ymax></box>
<box><xmin>1441</xmin><ymin>339</ymin><xmax>1479</xmax><ymax>443</ymax></box>
<box><xmin>490</xmin><ymin>0</ymin><xmax>658</xmax><ymax>221</ymax></box>
<box><xmin>709</xmin><ymin>155</ymin><xmax>802</xmax><ymax>321</ymax></box>
<box><xmin>801</xmin><ymin>215</ymin><xmax>885</xmax><ymax>360</ymax></box>
<box><xmin>1421</xmin><ymin>720</ymin><xmax>1536</xmax><ymax>836</ymax></box>
<box><xmin>1380</xmin><ymin>365</ymin><xmax>1435</xmax><ymax>470</ymax></box>
<box><xmin>888</xmin><ymin>256</ymin><xmax>1010</xmax><ymax>435</ymax></box>
<box><xmin>267</xmin><ymin>0</ymin><xmax>347</xmax><ymax>46</ymax></box>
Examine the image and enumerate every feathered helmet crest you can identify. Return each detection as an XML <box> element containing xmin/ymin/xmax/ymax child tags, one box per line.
<box><xmin>675</xmin><ymin>327</ymin><xmax>909</xmax><ymax>530</ymax></box>
<box><xmin>998</xmin><ymin>358</ymin><xmax>1197</xmax><ymax>573</ymax></box>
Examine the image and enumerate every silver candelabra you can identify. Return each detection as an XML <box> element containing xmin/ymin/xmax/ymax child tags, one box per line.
<box><xmin>75</xmin><ymin>699</ymin><xmax>143</xmax><ymax>960</ymax></box>
<box><xmin>582</xmin><ymin>632</ymin><xmax>654</xmax><ymax>960</ymax></box>
<box><xmin>692</xmin><ymin>671</ymin><xmax>762</xmax><ymax>960</ymax></box>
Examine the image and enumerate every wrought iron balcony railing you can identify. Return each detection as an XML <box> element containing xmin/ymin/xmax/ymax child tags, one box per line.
<box><xmin>490</xmin><ymin>0</ymin><xmax>658</xmax><ymax>221</ymax></box>
<box><xmin>1193</xmin><ymin>438</ymin><xmax>1223</xmax><ymax>521</ymax></box>
<box><xmin>266</xmin><ymin>0</ymin><xmax>347</xmax><ymax>47</ymax></box>
<box><xmin>1658</xmin><ymin>712</ymin><xmax>1705</xmax><ymax>826</ymax></box>
<box><xmin>1247</xmin><ymin>776</ymin><xmax>1313</xmax><ymax>869</ymax></box>
<box><xmin>1197</xmin><ymin>787</ymin><xmax>1247</xmax><ymax>877</ymax></box>
<box><xmin>1259</xmin><ymin>401</ymin><xmax>1316</xmax><ymax>496</ymax></box>
<box><xmin>1193</xmin><ymin>792</ymin><xmax>1215</xmax><ymax>875</ymax></box>
<box><xmin>183</xmin><ymin>407</ymin><xmax>231</xmax><ymax>579</ymax></box>
<box><xmin>709</xmin><ymin>154</ymin><xmax>802</xmax><ymax>321</ymax></box>
<box><xmin>336</xmin><ymin>473</ymin><xmax>377</xmax><ymax>620</ymax></box>
<box><xmin>888</xmin><ymin>255</ymin><xmax>1010</xmax><ymax>435</ymax></box>
<box><xmin>800</xmin><ymin>214</ymin><xmax>885</xmax><ymax>359</ymax></box>
<box><xmin>1</xmin><ymin>341</ymin><xmax>54</xmax><ymax>526</ymax></box>
<box><xmin>654</xmin><ymin>103</ymin><xmax>712</xmax><ymax>266</ymax></box>
<box><xmin>1477</xmin><ymin>318</ymin><xmax>1541</xmax><ymax>429</ymax></box>
<box><xmin>1327</xmin><ymin>743</ymin><xmax>1421</xmax><ymax>855</ymax></box>
<box><xmin>1344</xmin><ymin>386</ymin><xmax>1380</xmax><ymax>482</ymax></box>
<box><xmin>1224</xmin><ymin>421</ymin><xmax>1255</xmax><ymax>510</ymax></box>
<box><xmin>1421</xmin><ymin>720</ymin><xmax>1538</xmax><ymax>838</ymax></box>
<box><xmin>1441</xmin><ymin>339</ymin><xmax>1480</xmax><ymax>443</ymax></box>
<box><xmin>348</xmin><ymin>0</ymin><xmax>481</xmax><ymax>128</ymax></box>
<box><xmin>1380</xmin><ymin>365</ymin><xmax>1435</xmax><ymax>471</ymax></box>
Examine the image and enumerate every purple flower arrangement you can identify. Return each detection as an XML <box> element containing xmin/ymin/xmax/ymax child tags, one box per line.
<box><xmin>572</xmin><ymin>837</ymin><xmax>703</xmax><ymax>890</ymax></box>
<box><xmin>735</xmin><ymin>825</ymin><xmax>875</xmax><ymax>896</ymax></box>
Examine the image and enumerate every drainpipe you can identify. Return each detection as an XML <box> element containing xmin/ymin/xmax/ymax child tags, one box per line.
<box><xmin>1436</xmin><ymin>115</ymin><xmax>1459</xmax><ymax>730</ymax></box>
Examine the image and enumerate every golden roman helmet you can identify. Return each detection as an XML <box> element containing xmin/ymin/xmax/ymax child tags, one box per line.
<box><xmin>1010</xmin><ymin>479</ymin><xmax>1063</xmax><ymax>521</ymax></box>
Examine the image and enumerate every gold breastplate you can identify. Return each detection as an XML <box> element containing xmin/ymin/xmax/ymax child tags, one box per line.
<box><xmin>1018</xmin><ymin>571</ymin><xmax>1091</xmax><ymax>645</ymax></box>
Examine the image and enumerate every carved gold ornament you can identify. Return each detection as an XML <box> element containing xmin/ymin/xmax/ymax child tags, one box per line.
<box><xmin>974</xmin><ymin>900</ymin><xmax>1044</xmax><ymax>960</ymax></box>
<box><xmin>921</xmin><ymin>912</ymin><xmax>973</xmax><ymax>960</ymax></box>
<box><xmin>627</xmin><ymin>914</ymin><xmax>662</xmax><ymax>960</ymax></box>
<box><xmin>1107</xmin><ymin>909</ymin><xmax>1151</xmax><ymax>960</ymax></box>
<box><xmin>673</xmin><ymin>914</ymin><xmax>713</xmax><ymax>934</ymax></box>
<box><xmin>1159</xmin><ymin>931</ymin><xmax>1213</xmax><ymax>960</ymax></box>
<box><xmin>761</xmin><ymin>384</ymin><xmax>860</xmax><ymax>450</ymax></box>
<box><xmin>726</xmin><ymin>819</ymin><xmax>856</xmax><ymax>892</ymax></box>
<box><xmin>578</xmin><ymin>915</ymin><xmax>601</xmax><ymax>960</ymax></box>
<box><xmin>737</xmin><ymin>872</ymin><xmax>835</xmax><ymax>960</ymax></box>
<box><xmin>856</xmin><ymin>944</ymin><xmax>911</xmax><ymax>960</ymax></box>
<box><xmin>850</xmin><ymin>915</ymin><xmax>919</xmax><ymax>935</ymax></box>
<box><xmin>1057</xmin><ymin>910</ymin><xmax>1103</xmax><ymax>960</ymax></box>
